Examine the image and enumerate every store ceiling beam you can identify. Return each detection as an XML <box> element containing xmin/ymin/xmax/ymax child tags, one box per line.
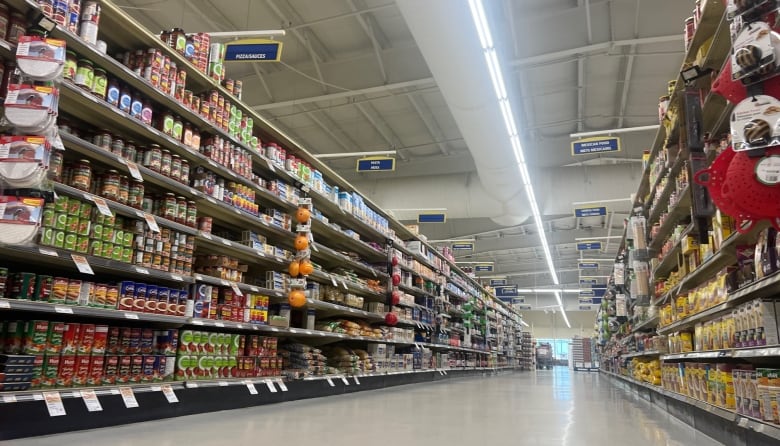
<box><xmin>252</xmin><ymin>78</ymin><xmax>436</xmax><ymax>111</ymax></box>
<box><xmin>511</xmin><ymin>34</ymin><xmax>681</xmax><ymax>68</ymax></box>
<box><xmin>354</xmin><ymin>102</ymin><xmax>409</xmax><ymax>161</ymax></box>
<box><xmin>347</xmin><ymin>0</ymin><xmax>389</xmax><ymax>83</ymax></box>
<box><xmin>287</xmin><ymin>3</ymin><xmax>396</xmax><ymax>31</ymax></box>
<box><xmin>407</xmin><ymin>94</ymin><xmax>450</xmax><ymax>155</ymax></box>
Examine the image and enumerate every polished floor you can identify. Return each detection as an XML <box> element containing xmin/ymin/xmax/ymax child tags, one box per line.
<box><xmin>3</xmin><ymin>368</ymin><xmax>723</xmax><ymax>446</ymax></box>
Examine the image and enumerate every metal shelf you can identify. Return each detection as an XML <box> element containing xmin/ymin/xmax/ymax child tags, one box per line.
<box><xmin>622</xmin><ymin>350</ymin><xmax>662</xmax><ymax>359</ymax></box>
<box><xmin>0</xmin><ymin>298</ymin><xmax>189</xmax><ymax>324</ymax></box>
<box><xmin>398</xmin><ymin>284</ymin><xmax>438</xmax><ymax>300</ymax></box>
<box><xmin>648</xmin><ymin>184</ymin><xmax>691</xmax><ymax>253</ymax></box>
<box><xmin>633</xmin><ymin>315</ymin><xmax>660</xmax><ymax>333</ymax></box>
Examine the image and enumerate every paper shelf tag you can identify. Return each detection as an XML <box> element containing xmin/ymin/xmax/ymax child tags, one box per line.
<box><xmin>221</xmin><ymin>239</ymin><xmax>232</xmax><ymax>246</ymax></box>
<box><xmin>91</xmin><ymin>196</ymin><xmax>113</xmax><ymax>217</ymax></box>
<box><xmin>134</xmin><ymin>266</ymin><xmax>150</xmax><ymax>275</ymax></box>
<box><xmin>201</xmin><ymin>232</ymin><xmax>213</xmax><ymax>240</ymax></box>
<box><xmin>143</xmin><ymin>213</ymin><xmax>160</xmax><ymax>233</ymax></box>
<box><xmin>265</xmin><ymin>380</ymin><xmax>278</xmax><ymax>393</ymax></box>
<box><xmin>161</xmin><ymin>385</ymin><xmax>178</xmax><ymax>403</ymax></box>
<box><xmin>170</xmin><ymin>274</ymin><xmax>184</xmax><ymax>282</ymax></box>
<box><xmin>353</xmin><ymin>376</ymin><xmax>360</xmax><ymax>385</ymax></box>
<box><xmin>54</xmin><ymin>305</ymin><xmax>74</xmax><ymax>314</ymax></box>
<box><xmin>341</xmin><ymin>376</ymin><xmax>350</xmax><ymax>385</ymax></box>
<box><xmin>126</xmin><ymin>161</ymin><xmax>143</xmax><ymax>181</ymax></box>
<box><xmin>124</xmin><ymin>312</ymin><xmax>139</xmax><ymax>320</ymax></box>
<box><xmin>215</xmin><ymin>322</ymin><xmax>225</xmax><ymax>328</ymax></box>
<box><xmin>119</xmin><ymin>386</ymin><xmax>139</xmax><ymax>408</ymax></box>
<box><xmin>0</xmin><ymin>300</ymin><xmax>10</xmax><ymax>309</ymax></box>
<box><xmin>38</xmin><ymin>248</ymin><xmax>58</xmax><ymax>257</ymax></box>
<box><xmin>326</xmin><ymin>377</ymin><xmax>335</xmax><ymax>387</ymax></box>
<box><xmin>2</xmin><ymin>394</ymin><xmax>17</xmax><ymax>403</ymax></box>
<box><xmin>43</xmin><ymin>391</ymin><xmax>66</xmax><ymax>417</ymax></box>
<box><xmin>71</xmin><ymin>254</ymin><xmax>94</xmax><ymax>275</ymax></box>
<box><xmin>246</xmin><ymin>382</ymin><xmax>258</xmax><ymax>395</ymax></box>
<box><xmin>218</xmin><ymin>381</ymin><xmax>228</xmax><ymax>387</ymax></box>
<box><xmin>80</xmin><ymin>389</ymin><xmax>103</xmax><ymax>412</ymax></box>
<box><xmin>230</xmin><ymin>283</ymin><xmax>243</xmax><ymax>297</ymax></box>
<box><xmin>276</xmin><ymin>379</ymin><xmax>288</xmax><ymax>392</ymax></box>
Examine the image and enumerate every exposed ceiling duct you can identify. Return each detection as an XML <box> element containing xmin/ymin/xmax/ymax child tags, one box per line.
<box><xmin>394</xmin><ymin>0</ymin><xmax>530</xmax><ymax>227</ymax></box>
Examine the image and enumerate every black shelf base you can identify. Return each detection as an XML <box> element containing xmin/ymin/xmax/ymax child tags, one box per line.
<box><xmin>0</xmin><ymin>368</ymin><xmax>513</xmax><ymax>440</ymax></box>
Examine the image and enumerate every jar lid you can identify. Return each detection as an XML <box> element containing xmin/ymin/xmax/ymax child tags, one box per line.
<box><xmin>78</xmin><ymin>159</ymin><xmax>91</xmax><ymax>164</ymax></box>
<box><xmin>78</xmin><ymin>59</ymin><xmax>93</xmax><ymax>65</ymax></box>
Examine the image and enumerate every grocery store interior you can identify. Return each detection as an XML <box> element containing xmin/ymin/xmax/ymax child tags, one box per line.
<box><xmin>1</xmin><ymin>0</ymin><xmax>780</xmax><ymax>445</ymax></box>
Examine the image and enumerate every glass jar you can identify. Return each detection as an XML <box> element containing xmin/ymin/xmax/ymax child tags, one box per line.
<box><xmin>163</xmin><ymin>193</ymin><xmax>177</xmax><ymax>220</ymax></box>
<box><xmin>180</xmin><ymin>159</ymin><xmax>190</xmax><ymax>184</ymax></box>
<box><xmin>7</xmin><ymin>13</ymin><xmax>25</xmax><ymax>45</ymax></box>
<box><xmin>130</xmin><ymin>93</ymin><xmax>143</xmax><ymax>120</ymax></box>
<box><xmin>172</xmin><ymin>116</ymin><xmax>183</xmax><ymax>141</ymax></box>
<box><xmin>110</xmin><ymin>137</ymin><xmax>124</xmax><ymax>157</ymax></box>
<box><xmin>63</xmin><ymin>50</ymin><xmax>77</xmax><ymax>81</ymax></box>
<box><xmin>94</xmin><ymin>131</ymin><xmax>111</xmax><ymax>151</ymax></box>
<box><xmin>186</xmin><ymin>201</ymin><xmax>197</xmax><ymax>227</ymax></box>
<box><xmin>160</xmin><ymin>149</ymin><xmax>172</xmax><ymax>177</ymax></box>
<box><xmin>118</xmin><ymin>176</ymin><xmax>129</xmax><ymax>205</ymax></box>
<box><xmin>106</xmin><ymin>77</ymin><xmax>120</xmax><ymax>106</ymax></box>
<box><xmin>176</xmin><ymin>196</ymin><xmax>187</xmax><ymax>223</ymax></box>
<box><xmin>122</xmin><ymin>141</ymin><xmax>137</xmax><ymax>162</ymax></box>
<box><xmin>71</xmin><ymin>159</ymin><xmax>92</xmax><ymax>191</ymax></box>
<box><xmin>48</xmin><ymin>149</ymin><xmax>64</xmax><ymax>182</ymax></box>
<box><xmin>74</xmin><ymin>59</ymin><xmax>94</xmax><ymax>90</ymax></box>
<box><xmin>141</xmin><ymin>100</ymin><xmax>153</xmax><ymax>125</ymax></box>
<box><xmin>170</xmin><ymin>154</ymin><xmax>182</xmax><ymax>181</ymax></box>
<box><xmin>182</xmin><ymin>123</ymin><xmax>193</xmax><ymax>147</ymax></box>
<box><xmin>99</xmin><ymin>169</ymin><xmax>120</xmax><ymax>200</ymax></box>
<box><xmin>91</xmin><ymin>67</ymin><xmax>108</xmax><ymax>99</ymax></box>
<box><xmin>161</xmin><ymin>112</ymin><xmax>174</xmax><ymax>136</ymax></box>
<box><xmin>0</xmin><ymin>4</ymin><xmax>9</xmax><ymax>41</ymax></box>
<box><xmin>119</xmin><ymin>85</ymin><xmax>132</xmax><ymax>113</ymax></box>
<box><xmin>128</xmin><ymin>180</ymin><xmax>144</xmax><ymax>209</ymax></box>
<box><xmin>143</xmin><ymin>144</ymin><xmax>162</xmax><ymax>172</ymax></box>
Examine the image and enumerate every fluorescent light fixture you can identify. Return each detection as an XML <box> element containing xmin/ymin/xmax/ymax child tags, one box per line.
<box><xmin>520</xmin><ymin>320</ymin><xmax>530</xmax><ymax>327</ymax></box>
<box><xmin>533</xmin><ymin>289</ymin><xmax>561</xmax><ymax>293</ymax></box>
<box><xmin>516</xmin><ymin>289</ymin><xmax>533</xmax><ymax>293</ymax></box>
<box><xmin>563</xmin><ymin>289</ymin><xmax>585</xmax><ymax>294</ymax></box>
<box><xmin>467</xmin><ymin>0</ymin><xmax>569</xmax><ymax>327</ymax></box>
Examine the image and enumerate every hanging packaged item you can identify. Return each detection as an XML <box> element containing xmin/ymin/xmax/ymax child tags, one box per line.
<box><xmin>15</xmin><ymin>36</ymin><xmax>66</xmax><ymax>81</ymax></box>
<box><xmin>3</xmin><ymin>84</ymin><xmax>59</xmax><ymax>133</ymax></box>
<box><xmin>0</xmin><ymin>195</ymin><xmax>45</xmax><ymax>245</ymax></box>
<box><xmin>730</xmin><ymin>95</ymin><xmax>780</xmax><ymax>151</ymax></box>
<box><xmin>730</xmin><ymin>22</ymin><xmax>780</xmax><ymax>84</ymax></box>
<box><xmin>727</xmin><ymin>0</ymin><xmax>779</xmax><ymax>23</ymax></box>
<box><xmin>0</xmin><ymin>135</ymin><xmax>52</xmax><ymax>188</ymax></box>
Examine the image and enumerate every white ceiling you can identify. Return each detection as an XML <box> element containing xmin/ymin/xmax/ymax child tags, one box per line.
<box><xmin>117</xmin><ymin>0</ymin><xmax>696</xmax><ymax>314</ymax></box>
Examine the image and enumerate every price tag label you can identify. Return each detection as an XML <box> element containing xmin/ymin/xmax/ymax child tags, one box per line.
<box><xmin>311</xmin><ymin>243</ymin><xmax>319</xmax><ymax>253</ymax></box>
<box><xmin>276</xmin><ymin>379</ymin><xmax>288</xmax><ymax>392</ymax></box>
<box><xmin>218</xmin><ymin>381</ymin><xmax>229</xmax><ymax>387</ymax></box>
<box><xmin>206</xmin><ymin>197</ymin><xmax>217</xmax><ymax>204</ymax></box>
<box><xmin>341</xmin><ymin>376</ymin><xmax>350</xmax><ymax>386</ymax></box>
<box><xmin>230</xmin><ymin>283</ymin><xmax>243</xmax><ymax>297</ymax></box>
<box><xmin>201</xmin><ymin>232</ymin><xmax>213</xmax><ymax>240</ymax></box>
<box><xmin>439</xmin><ymin>370</ymin><xmax>444</xmax><ymax>375</ymax></box>
<box><xmin>330</xmin><ymin>275</ymin><xmax>338</xmax><ymax>287</ymax></box>
<box><xmin>266</xmin><ymin>159</ymin><xmax>275</xmax><ymax>172</ymax></box>
<box><xmin>249</xmin><ymin>286</ymin><xmax>260</xmax><ymax>293</ymax></box>
<box><xmin>271</xmin><ymin>327</ymin><xmax>279</xmax><ymax>332</ymax></box>
<box><xmin>341</xmin><ymin>280</ymin><xmax>348</xmax><ymax>290</ymax></box>
<box><xmin>124</xmin><ymin>312</ymin><xmax>139</xmax><ymax>320</ymax></box>
<box><xmin>187</xmin><ymin>382</ymin><xmax>198</xmax><ymax>388</ymax></box>
<box><xmin>255</xmin><ymin>250</ymin><xmax>265</xmax><ymax>257</ymax></box>
<box><xmin>208</xmin><ymin>159</ymin><xmax>218</xmax><ymax>168</ymax></box>
<box><xmin>215</xmin><ymin>322</ymin><xmax>225</xmax><ymax>328</ymax></box>
<box><xmin>71</xmin><ymin>254</ymin><xmax>94</xmax><ymax>275</ymax></box>
<box><xmin>221</xmin><ymin>239</ymin><xmax>232</xmax><ymax>246</ymax></box>
<box><xmin>2</xmin><ymin>394</ymin><xmax>17</xmax><ymax>403</ymax></box>
<box><xmin>134</xmin><ymin>266</ymin><xmax>150</xmax><ymax>275</ymax></box>
<box><xmin>0</xmin><ymin>300</ymin><xmax>10</xmax><ymax>309</ymax></box>
<box><xmin>170</xmin><ymin>274</ymin><xmax>184</xmax><ymax>282</ymax></box>
<box><xmin>265</xmin><ymin>380</ymin><xmax>278</xmax><ymax>393</ymax></box>
<box><xmin>220</xmin><ymin>280</ymin><xmax>230</xmax><ymax>287</ymax></box>
<box><xmin>119</xmin><ymin>387</ymin><xmax>139</xmax><ymax>408</ymax></box>
<box><xmin>353</xmin><ymin>376</ymin><xmax>360</xmax><ymax>385</ymax></box>
<box><xmin>126</xmin><ymin>161</ymin><xmax>143</xmax><ymax>181</ymax></box>
<box><xmin>236</xmin><ymin>324</ymin><xmax>244</xmax><ymax>329</ymax></box>
<box><xmin>54</xmin><ymin>305</ymin><xmax>74</xmax><ymax>314</ymax></box>
<box><xmin>80</xmin><ymin>389</ymin><xmax>103</xmax><ymax>412</ymax></box>
<box><xmin>143</xmin><ymin>213</ymin><xmax>160</xmax><ymax>233</ymax></box>
<box><xmin>161</xmin><ymin>385</ymin><xmax>178</xmax><ymax>403</ymax></box>
<box><xmin>246</xmin><ymin>382</ymin><xmax>258</xmax><ymax>395</ymax></box>
<box><xmin>738</xmin><ymin>417</ymin><xmax>749</xmax><ymax>428</ymax></box>
<box><xmin>192</xmin><ymin>320</ymin><xmax>204</xmax><ymax>326</ymax></box>
<box><xmin>326</xmin><ymin>377</ymin><xmax>335</xmax><ymax>387</ymax></box>
<box><xmin>91</xmin><ymin>196</ymin><xmax>113</xmax><ymax>217</ymax></box>
<box><xmin>42</xmin><ymin>391</ymin><xmax>66</xmax><ymax>417</ymax></box>
<box><xmin>38</xmin><ymin>248</ymin><xmax>58</xmax><ymax>257</ymax></box>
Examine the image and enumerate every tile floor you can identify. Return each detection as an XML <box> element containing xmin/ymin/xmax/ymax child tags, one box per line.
<box><xmin>3</xmin><ymin>368</ymin><xmax>724</xmax><ymax>446</ymax></box>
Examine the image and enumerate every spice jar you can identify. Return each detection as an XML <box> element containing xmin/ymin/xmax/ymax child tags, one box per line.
<box><xmin>99</xmin><ymin>169</ymin><xmax>120</xmax><ymax>200</ymax></box>
<box><xmin>63</xmin><ymin>50</ymin><xmax>77</xmax><ymax>81</ymax></box>
<box><xmin>71</xmin><ymin>159</ymin><xmax>92</xmax><ymax>191</ymax></box>
<box><xmin>74</xmin><ymin>59</ymin><xmax>95</xmax><ymax>90</ymax></box>
<box><xmin>91</xmin><ymin>67</ymin><xmax>107</xmax><ymax>99</ymax></box>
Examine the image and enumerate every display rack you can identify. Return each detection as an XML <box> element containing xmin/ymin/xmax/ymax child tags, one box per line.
<box><xmin>0</xmin><ymin>0</ymin><xmax>522</xmax><ymax>439</ymax></box>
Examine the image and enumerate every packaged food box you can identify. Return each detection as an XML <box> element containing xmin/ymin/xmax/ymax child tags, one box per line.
<box><xmin>72</xmin><ymin>355</ymin><xmax>91</xmax><ymax>387</ymax></box>
<box><xmin>56</xmin><ymin>355</ymin><xmax>76</xmax><ymax>388</ymax></box>
<box><xmin>41</xmin><ymin>354</ymin><xmax>60</xmax><ymax>388</ymax></box>
<box><xmin>131</xmin><ymin>355</ymin><xmax>144</xmax><ymax>383</ymax></box>
<box><xmin>30</xmin><ymin>355</ymin><xmax>44</xmax><ymax>388</ymax></box>
<box><xmin>22</xmin><ymin>320</ymin><xmax>48</xmax><ymax>354</ymax></box>
<box><xmin>0</xmin><ymin>372</ymin><xmax>33</xmax><ymax>382</ymax></box>
<box><xmin>76</xmin><ymin>324</ymin><xmax>96</xmax><ymax>355</ymax></box>
<box><xmin>140</xmin><ymin>328</ymin><xmax>155</xmax><ymax>354</ymax></box>
<box><xmin>45</xmin><ymin>321</ymin><xmax>65</xmax><ymax>355</ymax></box>
<box><xmin>155</xmin><ymin>329</ymin><xmax>178</xmax><ymax>355</ymax></box>
<box><xmin>0</xmin><ymin>382</ymin><xmax>31</xmax><ymax>391</ymax></box>
<box><xmin>118</xmin><ymin>281</ymin><xmax>135</xmax><ymax>311</ymax></box>
<box><xmin>61</xmin><ymin>322</ymin><xmax>81</xmax><ymax>355</ymax></box>
<box><xmin>105</xmin><ymin>326</ymin><xmax>120</xmax><ymax>354</ymax></box>
<box><xmin>128</xmin><ymin>328</ymin><xmax>142</xmax><ymax>355</ymax></box>
<box><xmin>141</xmin><ymin>355</ymin><xmax>156</xmax><ymax>382</ymax></box>
<box><xmin>102</xmin><ymin>355</ymin><xmax>119</xmax><ymax>385</ymax></box>
<box><xmin>87</xmin><ymin>355</ymin><xmax>104</xmax><ymax>386</ymax></box>
<box><xmin>117</xmin><ymin>355</ymin><xmax>132</xmax><ymax>384</ymax></box>
<box><xmin>118</xmin><ymin>327</ymin><xmax>133</xmax><ymax>354</ymax></box>
<box><xmin>133</xmin><ymin>282</ymin><xmax>148</xmax><ymax>313</ymax></box>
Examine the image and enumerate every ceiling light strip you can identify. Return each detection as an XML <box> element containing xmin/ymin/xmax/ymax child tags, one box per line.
<box><xmin>467</xmin><ymin>0</ymin><xmax>569</xmax><ymax>327</ymax></box>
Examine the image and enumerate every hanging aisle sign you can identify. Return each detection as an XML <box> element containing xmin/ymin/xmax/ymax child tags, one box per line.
<box><xmin>578</xmin><ymin>262</ymin><xmax>600</xmax><ymax>269</ymax></box>
<box><xmin>225</xmin><ymin>39</ymin><xmax>283</xmax><ymax>62</ymax></box>
<box><xmin>418</xmin><ymin>213</ymin><xmax>446</xmax><ymax>223</ymax></box>
<box><xmin>474</xmin><ymin>264</ymin><xmax>493</xmax><ymax>272</ymax></box>
<box><xmin>489</xmin><ymin>279</ymin><xmax>507</xmax><ymax>286</ymax></box>
<box><xmin>452</xmin><ymin>242</ymin><xmax>475</xmax><ymax>251</ymax></box>
<box><xmin>574</xmin><ymin>206</ymin><xmax>607</xmax><ymax>218</ymax></box>
<box><xmin>577</xmin><ymin>241</ymin><xmax>602</xmax><ymax>251</ymax></box>
<box><xmin>494</xmin><ymin>285</ymin><xmax>518</xmax><ymax>297</ymax></box>
<box><xmin>356</xmin><ymin>157</ymin><xmax>395</xmax><ymax>172</ymax></box>
<box><xmin>571</xmin><ymin>136</ymin><xmax>621</xmax><ymax>155</ymax></box>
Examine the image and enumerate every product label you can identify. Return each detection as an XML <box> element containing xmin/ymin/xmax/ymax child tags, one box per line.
<box><xmin>755</xmin><ymin>155</ymin><xmax>780</xmax><ymax>185</ymax></box>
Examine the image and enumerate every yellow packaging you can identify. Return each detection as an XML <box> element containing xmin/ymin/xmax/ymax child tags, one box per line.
<box><xmin>680</xmin><ymin>332</ymin><xmax>693</xmax><ymax>352</ymax></box>
<box><xmin>712</xmin><ymin>319</ymin><xmax>723</xmax><ymax>350</ymax></box>
<box><xmin>676</xmin><ymin>295</ymin><xmax>688</xmax><ymax>320</ymax></box>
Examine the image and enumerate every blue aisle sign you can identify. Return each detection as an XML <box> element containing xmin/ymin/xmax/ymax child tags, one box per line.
<box><xmin>579</xmin><ymin>278</ymin><xmax>598</xmax><ymax>286</ymax></box>
<box><xmin>225</xmin><ymin>39</ymin><xmax>283</xmax><ymax>62</ymax></box>
<box><xmin>574</xmin><ymin>206</ymin><xmax>607</xmax><ymax>218</ymax></box>
<box><xmin>579</xmin><ymin>305</ymin><xmax>596</xmax><ymax>311</ymax></box>
<box><xmin>571</xmin><ymin>136</ymin><xmax>621</xmax><ymax>155</ymax></box>
<box><xmin>579</xmin><ymin>290</ymin><xmax>595</xmax><ymax>298</ymax></box>
<box><xmin>577</xmin><ymin>241</ymin><xmax>603</xmax><ymax>251</ymax></box>
<box><xmin>356</xmin><ymin>157</ymin><xmax>395</xmax><ymax>172</ymax></box>
<box><xmin>578</xmin><ymin>262</ymin><xmax>600</xmax><ymax>269</ymax></box>
<box><xmin>578</xmin><ymin>298</ymin><xmax>603</xmax><ymax>305</ymax></box>
<box><xmin>489</xmin><ymin>279</ymin><xmax>507</xmax><ymax>286</ymax></box>
<box><xmin>494</xmin><ymin>285</ymin><xmax>517</xmax><ymax>297</ymax></box>
<box><xmin>474</xmin><ymin>264</ymin><xmax>493</xmax><ymax>272</ymax></box>
<box><xmin>591</xmin><ymin>288</ymin><xmax>607</xmax><ymax>297</ymax></box>
<box><xmin>418</xmin><ymin>213</ymin><xmax>446</xmax><ymax>223</ymax></box>
<box><xmin>452</xmin><ymin>242</ymin><xmax>474</xmax><ymax>251</ymax></box>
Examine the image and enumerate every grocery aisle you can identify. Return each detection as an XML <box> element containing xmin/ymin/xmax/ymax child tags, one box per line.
<box><xmin>2</xmin><ymin>369</ymin><xmax>723</xmax><ymax>446</ymax></box>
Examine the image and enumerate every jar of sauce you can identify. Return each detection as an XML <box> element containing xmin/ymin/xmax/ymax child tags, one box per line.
<box><xmin>129</xmin><ymin>180</ymin><xmax>144</xmax><ymax>209</ymax></box>
<box><xmin>119</xmin><ymin>85</ymin><xmax>132</xmax><ymax>113</ymax></box>
<box><xmin>71</xmin><ymin>159</ymin><xmax>92</xmax><ymax>191</ymax></box>
<box><xmin>91</xmin><ymin>67</ymin><xmax>108</xmax><ymax>99</ymax></box>
<box><xmin>106</xmin><ymin>78</ymin><xmax>120</xmax><ymax>106</ymax></box>
<box><xmin>7</xmin><ymin>13</ymin><xmax>26</xmax><ymax>45</ymax></box>
<box><xmin>176</xmin><ymin>196</ymin><xmax>187</xmax><ymax>223</ymax></box>
<box><xmin>110</xmin><ymin>137</ymin><xmax>124</xmax><ymax>157</ymax></box>
<box><xmin>74</xmin><ymin>59</ymin><xmax>94</xmax><ymax>90</ymax></box>
<box><xmin>99</xmin><ymin>169</ymin><xmax>120</xmax><ymax>200</ymax></box>
<box><xmin>180</xmin><ymin>159</ymin><xmax>190</xmax><ymax>184</ymax></box>
<box><xmin>170</xmin><ymin>154</ymin><xmax>182</xmax><ymax>181</ymax></box>
<box><xmin>63</xmin><ymin>50</ymin><xmax>77</xmax><ymax>81</ymax></box>
<box><xmin>163</xmin><ymin>193</ymin><xmax>177</xmax><ymax>220</ymax></box>
<box><xmin>160</xmin><ymin>149</ymin><xmax>172</xmax><ymax>177</ymax></box>
<box><xmin>143</xmin><ymin>144</ymin><xmax>162</xmax><ymax>172</ymax></box>
<box><xmin>94</xmin><ymin>130</ymin><xmax>111</xmax><ymax>150</ymax></box>
<box><xmin>118</xmin><ymin>176</ymin><xmax>130</xmax><ymax>205</ymax></box>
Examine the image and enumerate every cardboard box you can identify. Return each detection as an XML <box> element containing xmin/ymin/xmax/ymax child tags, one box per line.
<box><xmin>93</xmin><ymin>325</ymin><xmax>109</xmax><ymax>355</ymax></box>
<box><xmin>102</xmin><ymin>355</ymin><xmax>119</xmax><ymax>385</ymax></box>
<box><xmin>61</xmin><ymin>323</ymin><xmax>81</xmax><ymax>355</ymax></box>
<box><xmin>87</xmin><ymin>355</ymin><xmax>104</xmax><ymax>386</ymax></box>
<box><xmin>77</xmin><ymin>324</ymin><xmax>96</xmax><ymax>355</ymax></box>
<box><xmin>41</xmin><ymin>354</ymin><xmax>60</xmax><ymax>388</ymax></box>
<box><xmin>117</xmin><ymin>355</ymin><xmax>132</xmax><ymax>384</ymax></box>
<box><xmin>56</xmin><ymin>355</ymin><xmax>76</xmax><ymax>388</ymax></box>
<box><xmin>72</xmin><ymin>355</ymin><xmax>91</xmax><ymax>387</ymax></box>
<box><xmin>45</xmin><ymin>322</ymin><xmax>65</xmax><ymax>355</ymax></box>
<box><xmin>30</xmin><ymin>354</ymin><xmax>44</xmax><ymax>389</ymax></box>
<box><xmin>130</xmin><ymin>355</ymin><xmax>143</xmax><ymax>383</ymax></box>
<box><xmin>22</xmin><ymin>320</ymin><xmax>48</xmax><ymax>354</ymax></box>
